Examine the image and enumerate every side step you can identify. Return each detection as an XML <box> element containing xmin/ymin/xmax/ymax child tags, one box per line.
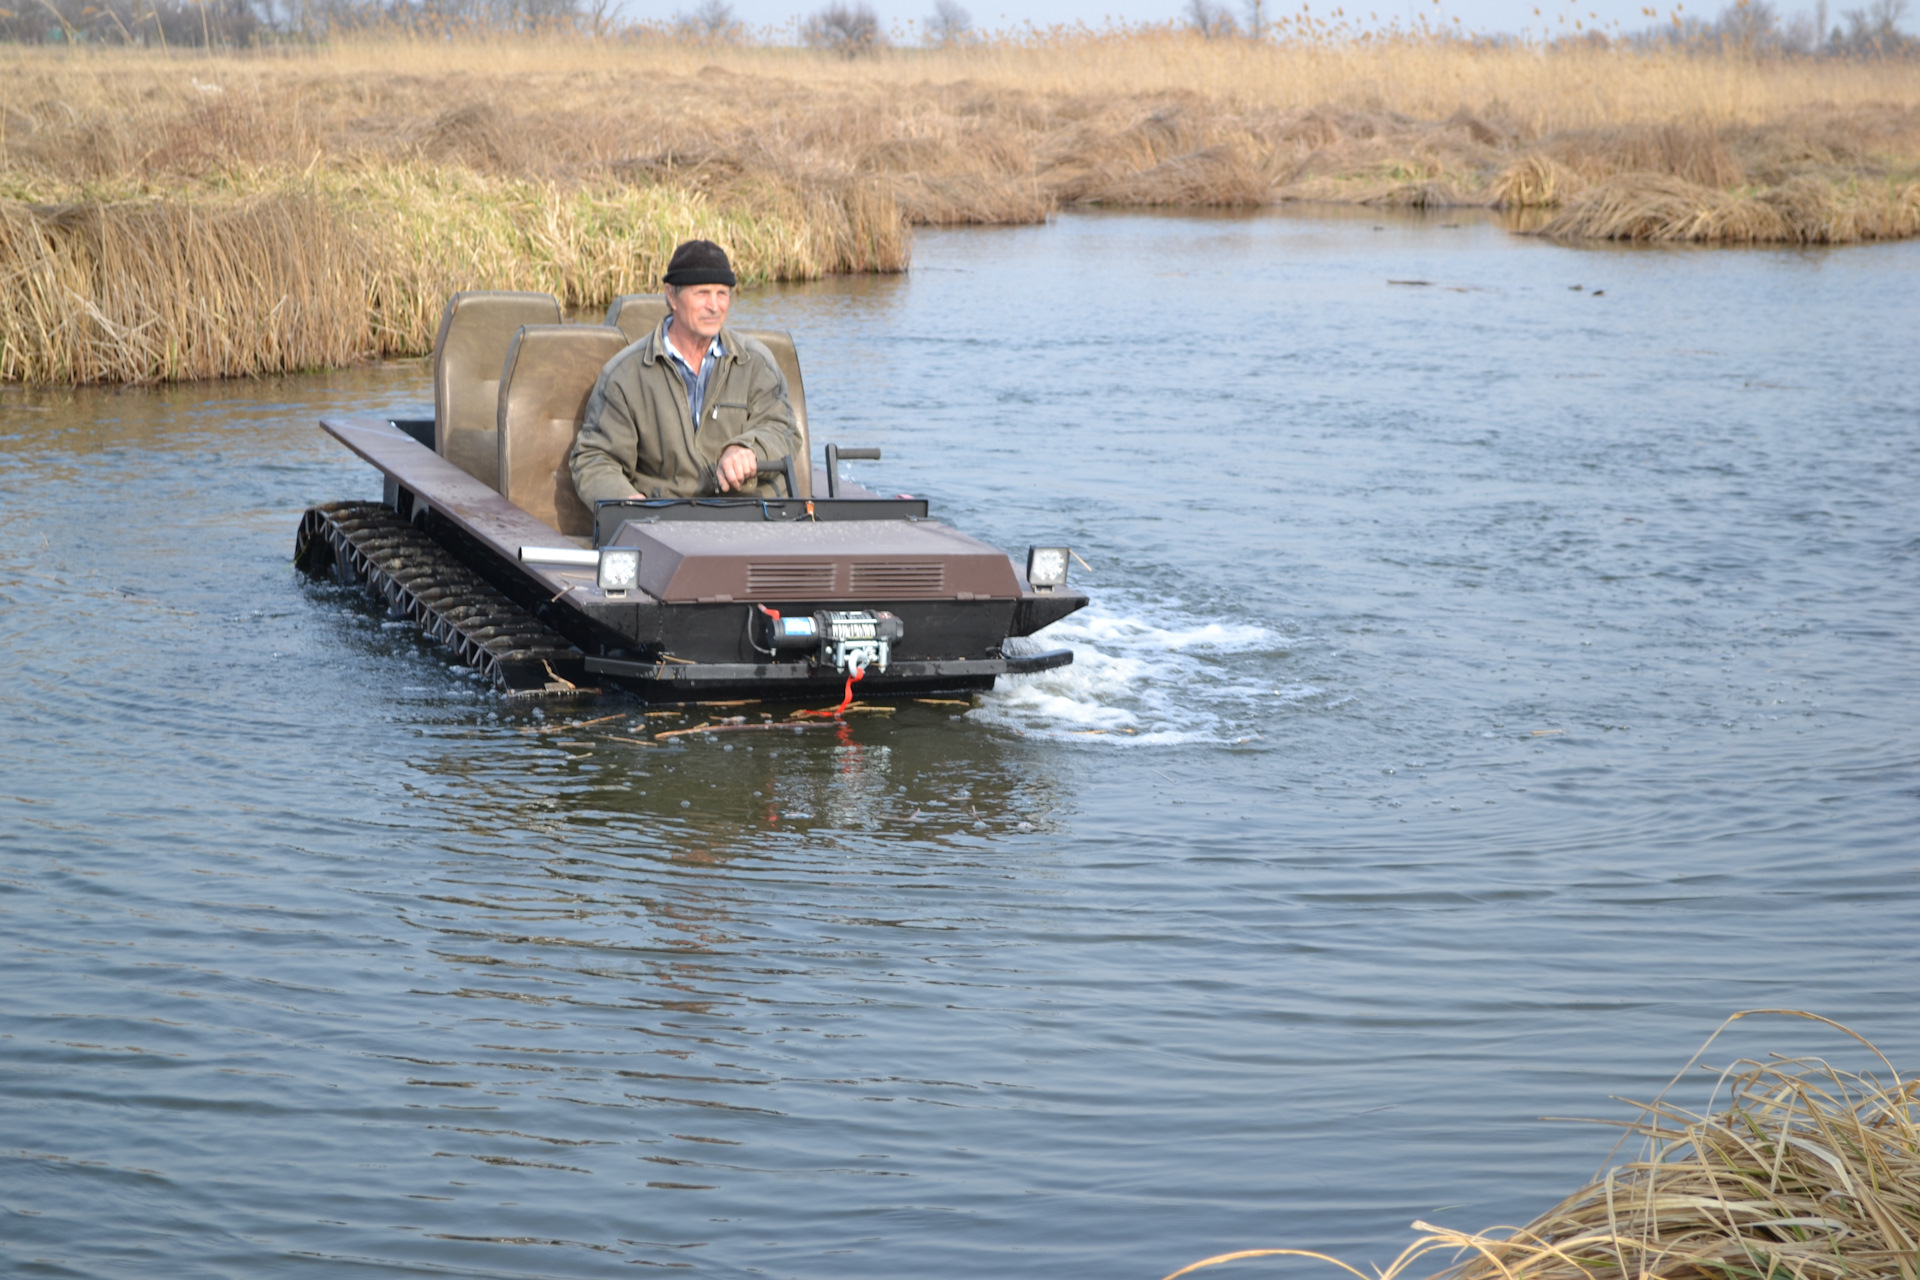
<box><xmin>295</xmin><ymin>501</ymin><xmax>594</xmax><ymax>700</ymax></box>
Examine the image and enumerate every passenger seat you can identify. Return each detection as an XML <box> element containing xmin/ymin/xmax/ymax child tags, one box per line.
<box><xmin>604</xmin><ymin>294</ymin><xmax>669</xmax><ymax>344</ymax></box>
<box><xmin>496</xmin><ymin>324</ymin><xmax>629</xmax><ymax>540</ymax></box>
<box><xmin>433</xmin><ymin>291</ymin><xmax>562</xmax><ymax>490</ymax></box>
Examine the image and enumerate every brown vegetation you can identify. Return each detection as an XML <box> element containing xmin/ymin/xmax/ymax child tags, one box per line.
<box><xmin>0</xmin><ymin>191</ymin><xmax>365</xmax><ymax>384</ymax></box>
<box><xmin>2</xmin><ymin>37</ymin><xmax>1917</xmax><ymax>383</ymax></box>
<box><xmin>1165</xmin><ymin>1012</ymin><xmax>1920</xmax><ymax>1280</ymax></box>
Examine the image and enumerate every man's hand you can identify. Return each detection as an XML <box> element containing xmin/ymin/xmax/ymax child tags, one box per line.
<box><xmin>715</xmin><ymin>444</ymin><xmax>760</xmax><ymax>493</ymax></box>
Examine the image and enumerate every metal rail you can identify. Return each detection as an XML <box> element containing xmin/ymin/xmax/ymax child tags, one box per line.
<box><xmin>295</xmin><ymin>502</ymin><xmax>594</xmax><ymax>700</ymax></box>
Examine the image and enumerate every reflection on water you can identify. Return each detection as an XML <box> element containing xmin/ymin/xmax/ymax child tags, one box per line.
<box><xmin>3</xmin><ymin>207</ymin><xmax>1918</xmax><ymax>1279</ymax></box>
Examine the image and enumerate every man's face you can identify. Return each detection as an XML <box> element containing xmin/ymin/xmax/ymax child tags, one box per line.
<box><xmin>668</xmin><ymin>283</ymin><xmax>732</xmax><ymax>343</ymax></box>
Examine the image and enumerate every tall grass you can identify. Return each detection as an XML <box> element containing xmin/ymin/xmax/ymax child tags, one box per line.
<box><xmin>1164</xmin><ymin>1011</ymin><xmax>1920</xmax><ymax>1280</ymax></box>
<box><xmin>1</xmin><ymin>36</ymin><xmax>1915</xmax><ymax>382</ymax></box>
<box><xmin>0</xmin><ymin>167</ymin><xmax>899</xmax><ymax>382</ymax></box>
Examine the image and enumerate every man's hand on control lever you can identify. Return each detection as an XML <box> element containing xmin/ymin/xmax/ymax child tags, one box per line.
<box><xmin>715</xmin><ymin>444</ymin><xmax>759</xmax><ymax>493</ymax></box>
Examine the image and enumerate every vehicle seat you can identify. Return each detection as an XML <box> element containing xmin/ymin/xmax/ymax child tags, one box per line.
<box><xmin>433</xmin><ymin>290</ymin><xmax>562</xmax><ymax>490</ymax></box>
<box><xmin>734</xmin><ymin>329</ymin><xmax>812</xmax><ymax>500</ymax></box>
<box><xmin>605</xmin><ymin>294</ymin><xmax>669</xmax><ymax>343</ymax></box>
<box><xmin>496</xmin><ymin>324</ymin><xmax>628</xmax><ymax>540</ymax></box>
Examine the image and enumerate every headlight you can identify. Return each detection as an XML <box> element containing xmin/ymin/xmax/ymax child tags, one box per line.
<box><xmin>1026</xmin><ymin>545</ymin><xmax>1070</xmax><ymax>590</ymax></box>
<box><xmin>597</xmin><ymin>547</ymin><xmax>640</xmax><ymax>596</ymax></box>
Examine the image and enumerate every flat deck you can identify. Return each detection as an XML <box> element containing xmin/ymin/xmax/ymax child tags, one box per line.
<box><xmin>321</xmin><ymin>416</ymin><xmax>648</xmax><ymax>608</ymax></box>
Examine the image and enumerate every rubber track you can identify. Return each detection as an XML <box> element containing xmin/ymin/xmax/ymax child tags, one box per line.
<box><xmin>295</xmin><ymin>501</ymin><xmax>593</xmax><ymax>699</ymax></box>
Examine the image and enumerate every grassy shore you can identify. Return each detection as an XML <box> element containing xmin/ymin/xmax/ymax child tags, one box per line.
<box><xmin>1166</xmin><ymin>1013</ymin><xmax>1920</xmax><ymax>1280</ymax></box>
<box><xmin>2</xmin><ymin>37</ymin><xmax>1916</xmax><ymax>383</ymax></box>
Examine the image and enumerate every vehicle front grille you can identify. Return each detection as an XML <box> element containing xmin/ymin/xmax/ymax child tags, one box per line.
<box><xmin>747</xmin><ymin>561</ymin><xmax>837</xmax><ymax>596</ymax></box>
<box><xmin>849</xmin><ymin>562</ymin><xmax>946</xmax><ymax>596</ymax></box>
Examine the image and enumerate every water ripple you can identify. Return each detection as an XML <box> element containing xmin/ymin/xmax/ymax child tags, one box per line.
<box><xmin>3</xmin><ymin>215</ymin><xmax>1918</xmax><ymax>1278</ymax></box>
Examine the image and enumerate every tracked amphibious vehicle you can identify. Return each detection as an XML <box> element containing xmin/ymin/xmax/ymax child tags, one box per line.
<box><xmin>295</xmin><ymin>290</ymin><xmax>1087</xmax><ymax>701</ymax></box>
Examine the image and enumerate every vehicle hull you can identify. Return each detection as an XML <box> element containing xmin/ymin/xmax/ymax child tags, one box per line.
<box><xmin>300</xmin><ymin>415</ymin><xmax>1085</xmax><ymax>703</ymax></box>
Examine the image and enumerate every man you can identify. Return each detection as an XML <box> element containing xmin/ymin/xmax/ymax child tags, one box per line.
<box><xmin>571</xmin><ymin>240</ymin><xmax>797</xmax><ymax>503</ymax></box>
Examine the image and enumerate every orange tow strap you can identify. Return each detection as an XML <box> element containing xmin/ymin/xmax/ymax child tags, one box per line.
<box><xmin>795</xmin><ymin>664</ymin><xmax>865</xmax><ymax>718</ymax></box>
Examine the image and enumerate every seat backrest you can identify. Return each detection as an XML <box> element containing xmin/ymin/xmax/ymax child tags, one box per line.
<box><xmin>735</xmin><ymin>328</ymin><xmax>812</xmax><ymax>500</ymax></box>
<box><xmin>433</xmin><ymin>290</ymin><xmax>562</xmax><ymax>490</ymax></box>
<box><xmin>605</xmin><ymin>294</ymin><xmax>669</xmax><ymax>344</ymax></box>
<box><xmin>497</xmin><ymin>324</ymin><xmax>629</xmax><ymax>539</ymax></box>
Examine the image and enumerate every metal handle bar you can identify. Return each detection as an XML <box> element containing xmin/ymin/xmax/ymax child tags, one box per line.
<box><xmin>754</xmin><ymin>456</ymin><xmax>799</xmax><ymax>500</ymax></box>
<box><xmin>824</xmin><ymin>444</ymin><xmax>882</xmax><ymax>499</ymax></box>
<box><xmin>701</xmin><ymin>454</ymin><xmax>798</xmax><ymax>498</ymax></box>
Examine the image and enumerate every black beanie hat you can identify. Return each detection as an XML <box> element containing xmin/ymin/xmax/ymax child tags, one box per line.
<box><xmin>662</xmin><ymin>239</ymin><xmax>737</xmax><ymax>288</ymax></box>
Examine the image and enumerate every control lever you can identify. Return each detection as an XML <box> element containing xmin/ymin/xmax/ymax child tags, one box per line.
<box><xmin>705</xmin><ymin>454</ymin><xmax>798</xmax><ymax>498</ymax></box>
<box><xmin>753</xmin><ymin>455</ymin><xmax>799</xmax><ymax>500</ymax></box>
<box><xmin>825</xmin><ymin>445</ymin><xmax>881</xmax><ymax>500</ymax></box>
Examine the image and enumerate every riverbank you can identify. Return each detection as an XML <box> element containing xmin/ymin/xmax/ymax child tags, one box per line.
<box><xmin>3</xmin><ymin>37</ymin><xmax>1916</xmax><ymax>382</ymax></box>
<box><xmin>1167</xmin><ymin>1015</ymin><xmax>1919</xmax><ymax>1280</ymax></box>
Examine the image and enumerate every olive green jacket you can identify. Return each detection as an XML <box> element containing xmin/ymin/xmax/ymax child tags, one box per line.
<box><xmin>570</xmin><ymin>321</ymin><xmax>797</xmax><ymax>504</ymax></box>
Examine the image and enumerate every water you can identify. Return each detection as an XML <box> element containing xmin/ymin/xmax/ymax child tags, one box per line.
<box><xmin>3</xmin><ymin>208</ymin><xmax>1917</xmax><ymax>1279</ymax></box>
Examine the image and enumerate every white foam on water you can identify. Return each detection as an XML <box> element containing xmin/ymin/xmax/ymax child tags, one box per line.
<box><xmin>977</xmin><ymin>595</ymin><xmax>1299</xmax><ymax>745</ymax></box>
<box><xmin>1062</xmin><ymin>611</ymin><xmax>1280</xmax><ymax>655</ymax></box>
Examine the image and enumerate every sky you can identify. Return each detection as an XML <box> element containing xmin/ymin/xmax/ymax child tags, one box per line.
<box><xmin>648</xmin><ymin>0</ymin><xmax>1911</xmax><ymax>44</ymax></box>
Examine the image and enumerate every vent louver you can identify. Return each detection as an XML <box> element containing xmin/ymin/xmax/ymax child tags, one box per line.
<box><xmin>747</xmin><ymin>562</ymin><xmax>837</xmax><ymax>596</ymax></box>
<box><xmin>849</xmin><ymin>562</ymin><xmax>946</xmax><ymax>596</ymax></box>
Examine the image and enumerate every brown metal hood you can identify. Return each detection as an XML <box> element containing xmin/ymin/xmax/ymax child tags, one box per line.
<box><xmin>607</xmin><ymin>519</ymin><xmax>1024</xmax><ymax>605</ymax></box>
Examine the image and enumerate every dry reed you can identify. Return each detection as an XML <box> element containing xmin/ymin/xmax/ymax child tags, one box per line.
<box><xmin>1538</xmin><ymin>172</ymin><xmax>1920</xmax><ymax>241</ymax></box>
<box><xmin>0</xmin><ymin>190</ymin><xmax>367</xmax><ymax>383</ymax></box>
<box><xmin>2</xmin><ymin>38</ymin><xmax>1916</xmax><ymax>383</ymax></box>
<box><xmin>1164</xmin><ymin>1011</ymin><xmax>1920</xmax><ymax>1280</ymax></box>
<box><xmin>0</xmin><ymin>166</ymin><xmax>901</xmax><ymax>382</ymax></box>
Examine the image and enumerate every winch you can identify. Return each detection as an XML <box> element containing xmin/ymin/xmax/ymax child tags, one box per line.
<box><xmin>756</xmin><ymin>607</ymin><xmax>905</xmax><ymax>674</ymax></box>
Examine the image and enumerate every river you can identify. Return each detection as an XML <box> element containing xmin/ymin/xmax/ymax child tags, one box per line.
<box><xmin>2</xmin><ymin>207</ymin><xmax>1917</xmax><ymax>1278</ymax></box>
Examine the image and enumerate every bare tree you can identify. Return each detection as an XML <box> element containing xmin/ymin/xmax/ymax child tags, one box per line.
<box><xmin>1838</xmin><ymin>0</ymin><xmax>1912</xmax><ymax>46</ymax></box>
<box><xmin>802</xmin><ymin>0</ymin><xmax>885</xmax><ymax>54</ymax></box>
<box><xmin>1779</xmin><ymin>8</ymin><xmax>1817</xmax><ymax>49</ymax></box>
<box><xmin>675</xmin><ymin>0</ymin><xmax>737</xmax><ymax>38</ymax></box>
<box><xmin>924</xmin><ymin>0</ymin><xmax>970</xmax><ymax>44</ymax></box>
<box><xmin>581</xmin><ymin>0</ymin><xmax>617</xmax><ymax>35</ymax></box>
<box><xmin>1244</xmin><ymin>0</ymin><xmax>1266</xmax><ymax>36</ymax></box>
<box><xmin>0</xmin><ymin>0</ymin><xmax>264</xmax><ymax>45</ymax></box>
<box><xmin>1713</xmin><ymin>0</ymin><xmax>1781</xmax><ymax>51</ymax></box>
<box><xmin>1185</xmin><ymin>0</ymin><xmax>1238</xmax><ymax>36</ymax></box>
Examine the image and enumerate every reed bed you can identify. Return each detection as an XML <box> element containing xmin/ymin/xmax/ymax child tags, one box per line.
<box><xmin>0</xmin><ymin>164</ymin><xmax>899</xmax><ymax>382</ymax></box>
<box><xmin>1537</xmin><ymin>171</ymin><xmax>1920</xmax><ymax>240</ymax></box>
<box><xmin>1165</xmin><ymin>1011</ymin><xmax>1920</xmax><ymax>1280</ymax></box>
<box><xmin>1</xmin><ymin>38</ymin><xmax>1916</xmax><ymax>382</ymax></box>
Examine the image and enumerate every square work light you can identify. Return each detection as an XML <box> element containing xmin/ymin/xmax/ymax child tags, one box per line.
<box><xmin>597</xmin><ymin>547</ymin><xmax>640</xmax><ymax>596</ymax></box>
<box><xmin>1026</xmin><ymin>546</ymin><xmax>1070</xmax><ymax>590</ymax></box>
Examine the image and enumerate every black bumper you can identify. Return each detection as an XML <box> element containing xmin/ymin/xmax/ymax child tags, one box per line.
<box><xmin>583</xmin><ymin>648</ymin><xmax>1073</xmax><ymax>700</ymax></box>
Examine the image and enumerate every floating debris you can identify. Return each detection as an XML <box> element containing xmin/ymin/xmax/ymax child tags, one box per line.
<box><xmin>656</xmin><ymin>720</ymin><xmax>833</xmax><ymax>741</ymax></box>
<box><xmin>520</xmin><ymin>712</ymin><xmax>623</xmax><ymax>736</ymax></box>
